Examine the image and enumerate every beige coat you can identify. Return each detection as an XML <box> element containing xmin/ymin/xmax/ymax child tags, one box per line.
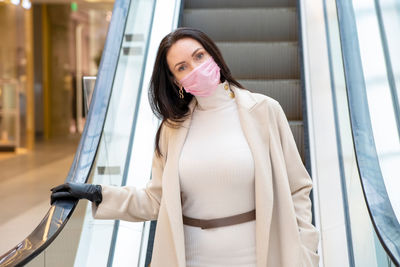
<box><xmin>93</xmin><ymin>85</ymin><xmax>320</xmax><ymax>267</ymax></box>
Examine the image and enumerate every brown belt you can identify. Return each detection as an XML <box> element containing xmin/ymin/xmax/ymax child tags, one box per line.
<box><xmin>182</xmin><ymin>209</ymin><xmax>256</xmax><ymax>229</ymax></box>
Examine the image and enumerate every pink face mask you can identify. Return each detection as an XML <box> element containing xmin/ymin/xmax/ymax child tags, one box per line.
<box><xmin>179</xmin><ymin>57</ymin><xmax>221</xmax><ymax>97</ymax></box>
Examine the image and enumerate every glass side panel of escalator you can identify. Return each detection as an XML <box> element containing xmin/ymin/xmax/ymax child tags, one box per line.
<box><xmin>25</xmin><ymin>0</ymin><xmax>156</xmax><ymax>266</ymax></box>
<box><xmin>326</xmin><ymin>0</ymin><xmax>400</xmax><ymax>265</ymax></box>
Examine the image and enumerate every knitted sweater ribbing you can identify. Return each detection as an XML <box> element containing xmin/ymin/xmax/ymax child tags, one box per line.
<box><xmin>179</xmin><ymin>80</ymin><xmax>257</xmax><ymax>266</ymax></box>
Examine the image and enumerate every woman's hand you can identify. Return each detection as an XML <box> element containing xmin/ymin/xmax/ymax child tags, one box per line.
<box><xmin>50</xmin><ymin>182</ymin><xmax>102</xmax><ymax>206</ymax></box>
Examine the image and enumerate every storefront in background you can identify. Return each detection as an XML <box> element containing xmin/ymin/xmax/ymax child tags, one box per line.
<box><xmin>0</xmin><ymin>0</ymin><xmax>112</xmax><ymax>151</ymax></box>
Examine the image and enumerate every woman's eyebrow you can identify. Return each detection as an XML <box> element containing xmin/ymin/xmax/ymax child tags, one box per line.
<box><xmin>174</xmin><ymin>47</ymin><xmax>203</xmax><ymax>68</ymax></box>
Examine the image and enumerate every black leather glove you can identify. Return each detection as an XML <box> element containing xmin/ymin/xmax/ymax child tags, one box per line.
<box><xmin>50</xmin><ymin>182</ymin><xmax>102</xmax><ymax>206</ymax></box>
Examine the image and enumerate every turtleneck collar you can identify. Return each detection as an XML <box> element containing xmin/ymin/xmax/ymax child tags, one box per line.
<box><xmin>194</xmin><ymin>80</ymin><xmax>234</xmax><ymax>111</ymax></box>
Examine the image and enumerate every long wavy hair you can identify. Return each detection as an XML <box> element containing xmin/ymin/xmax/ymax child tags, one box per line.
<box><xmin>149</xmin><ymin>27</ymin><xmax>245</xmax><ymax>157</ymax></box>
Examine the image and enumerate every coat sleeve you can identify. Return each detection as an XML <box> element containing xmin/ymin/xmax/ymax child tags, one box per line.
<box><xmin>273</xmin><ymin>101</ymin><xmax>320</xmax><ymax>266</ymax></box>
<box><xmin>91</xmin><ymin>123</ymin><xmax>168</xmax><ymax>222</ymax></box>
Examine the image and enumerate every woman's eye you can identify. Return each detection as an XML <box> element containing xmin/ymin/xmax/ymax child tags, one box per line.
<box><xmin>196</xmin><ymin>52</ymin><xmax>204</xmax><ymax>60</ymax></box>
<box><xmin>178</xmin><ymin>65</ymin><xmax>185</xmax><ymax>72</ymax></box>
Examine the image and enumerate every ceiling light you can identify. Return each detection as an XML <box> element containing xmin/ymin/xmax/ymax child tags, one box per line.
<box><xmin>22</xmin><ymin>0</ymin><xmax>31</xmax><ymax>9</ymax></box>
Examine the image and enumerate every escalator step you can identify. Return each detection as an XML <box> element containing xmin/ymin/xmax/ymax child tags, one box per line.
<box><xmin>289</xmin><ymin>121</ymin><xmax>304</xmax><ymax>160</ymax></box>
<box><xmin>238</xmin><ymin>79</ymin><xmax>302</xmax><ymax>121</ymax></box>
<box><xmin>183</xmin><ymin>8</ymin><xmax>297</xmax><ymax>42</ymax></box>
<box><xmin>216</xmin><ymin>41</ymin><xmax>299</xmax><ymax>79</ymax></box>
<box><xmin>185</xmin><ymin>0</ymin><xmax>296</xmax><ymax>8</ymax></box>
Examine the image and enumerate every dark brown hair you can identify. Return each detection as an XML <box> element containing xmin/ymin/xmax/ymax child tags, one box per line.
<box><xmin>149</xmin><ymin>27</ymin><xmax>244</xmax><ymax>157</ymax></box>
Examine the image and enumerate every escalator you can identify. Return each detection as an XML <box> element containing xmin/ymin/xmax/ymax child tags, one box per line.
<box><xmin>1</xmin><ymin>0</ymin><xmax>400</xmax><ymax>266</ymax></box>
<box><xmin>182</xmin><ymin>0</ymin><xmax>305</xmax><ymax>160</ymax></box>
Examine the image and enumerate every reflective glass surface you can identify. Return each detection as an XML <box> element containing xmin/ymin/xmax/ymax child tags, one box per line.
<box><xmin>325</xmin><ymin>0</ymin><xmax>398</xmax><ymax>265</ymax></box>
<box><xmin>24</xmin><ymin>0</ymin><xmax>156</xmax><ymax>266</ymax></box>
<box><xmin>377</xmin><ymin>0</ymin><xmax>400</xmax><ymax>121</ymax></box>
<box><xmin>352</xmin><ymin>0</ymin><xmax>400</xmax><ymax>222</ymax></box>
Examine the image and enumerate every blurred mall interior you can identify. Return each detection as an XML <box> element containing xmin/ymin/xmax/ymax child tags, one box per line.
<box><xmin>0</xmin><ymin>0</ymin><xmax>400</xmax><ymax>266</ymax></box>
<box><xmin>0</xmin><ymin>0</ymin><xmax>112</xmax><ymax>262</ymax></box>
<box><xmin>0</xmin><ymin>0</ymin><xmax>112</xmax><ymax>150</ymax></box>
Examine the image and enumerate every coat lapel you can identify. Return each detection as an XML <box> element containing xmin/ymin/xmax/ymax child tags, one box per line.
<box><xmin>163</xmin><ymin>98</ymin><xmax>197</xmax><ymax>267</ymax></box>
<box><xmin>233</xmin><ymin>86</ymin><xmax>274</xmax><ymax>267</ymax></box>
<box><xmin>163</xmin><ymin>85</ymin><xmax>274</xmax><ymax>267</ymax></box>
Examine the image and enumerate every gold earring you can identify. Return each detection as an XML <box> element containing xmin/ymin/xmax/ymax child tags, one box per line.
<box><xmin>179</xmin><ymin>86</ymin><xmax>184</xmax><ymax>99</ymax></box>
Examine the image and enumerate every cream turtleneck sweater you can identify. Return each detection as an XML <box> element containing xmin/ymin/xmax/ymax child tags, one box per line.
<box><xmin>179</xmin><ymin>80</ymin><xmax>256</xmax><ymax>266</ymax></box>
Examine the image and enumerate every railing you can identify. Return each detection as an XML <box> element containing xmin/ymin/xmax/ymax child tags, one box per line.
<box><xmin>335</xmin><ymin>0</ymin><xmax>400</xmax><ymax>265</ymax></box>
<box><xmin>0</xmin><ymin>0</ymin><xmax>131</xmax><ymax>265</ymax></box>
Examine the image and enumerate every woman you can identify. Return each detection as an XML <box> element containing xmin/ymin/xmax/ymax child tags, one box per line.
<box><xmin>51</xmin><ymin>27</ymin><xmax>320</xmax><ymax>267</ymax></box>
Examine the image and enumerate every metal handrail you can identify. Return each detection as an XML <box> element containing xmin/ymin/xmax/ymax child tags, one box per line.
<box><xmin>336</xmin><ymin>0</ymin><xmax>400</xmax><ymax>265</ymax></box>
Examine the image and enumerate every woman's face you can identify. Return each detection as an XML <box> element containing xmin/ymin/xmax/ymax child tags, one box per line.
<box><xmin>166</xmin><ymin>37</ymin><xmax>211</xmax><ymax>86</ymax></box>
